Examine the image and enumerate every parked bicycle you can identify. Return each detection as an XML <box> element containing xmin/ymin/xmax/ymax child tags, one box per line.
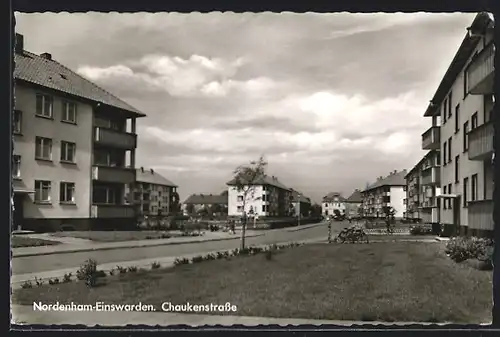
<box><xmin>334</xmin><ymin>225</ymin><xmax>369</xmax><ymax>244</ymax></box>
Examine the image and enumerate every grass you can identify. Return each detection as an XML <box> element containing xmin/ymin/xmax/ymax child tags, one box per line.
<box><xmin>13</xmin><ymin>242</ymin><xmax>492</xmax><ymax>323</ymax></box>
<box><xmin>50</xmin><ymin>231</ymin><xmax>197</xmax><ymax>242</ymax></box>
<box><xmin>11</xmin><ymin>236</ymin><xmax>61</xmax><ymax>248</ymax></box>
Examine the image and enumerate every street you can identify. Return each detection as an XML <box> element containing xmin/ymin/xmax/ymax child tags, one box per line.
<box><xmin>12</xmin><ymin>221</ymin><xmax>348</xmax><ymax>275</ymax></box>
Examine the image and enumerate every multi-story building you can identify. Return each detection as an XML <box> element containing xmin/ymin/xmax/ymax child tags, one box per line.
<box><xmin>422</xmin><ymin>12</ymin><xmax>494</xmax><ymax>237</ymax></box>
<box><xmin>404</xmin><ymin>151</ymin><xmax>442</xmax><ymax>224</ymax></box>
<box><xmin>12</xmin><ymin>33</ymin><xmax>146</xmax><ymax>231</ymax></box>
<box><xmin>322</xmin><ymin>192</ymin><xmax>346</xmax><ymax>217</ymax></box>
<box><xmin>345</xmin><ymin>189</ymin><xmax>363</xmax><ymax>218</ymax></box>
<box><xmin>361</xmin><ymin>170</ymin><xmax>407</xmax><ymax>219</ymax></box>
<box><xmin>182</xmin><ymin>192</ymin><xmax>228</xmax><ymax>216</ymax></box>
<box><xmin>290</xmin><ymin>189</ymin><xmax>311</xmax><ymax>217</ymax></box>
<box><xmin>227</xmin><ymin>175</ymin><xmax>292</xmax><ymax>217</ymax></box>
<box><xmin>129</xmin><ymin>167</ymin><xmax>178</xmax><ymax>217</ymax></box>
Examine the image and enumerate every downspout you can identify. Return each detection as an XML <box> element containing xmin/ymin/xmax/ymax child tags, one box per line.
<box><xmin>492</xmin><ymin>12</ymin><xmax>499</xmax><ymax>325</ymax></box>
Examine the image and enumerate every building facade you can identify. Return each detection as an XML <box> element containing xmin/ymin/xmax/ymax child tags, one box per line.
<box><xmin>290</xmin><ymin>190</ymin><xmax>312</xmax><ymax>217</ymax></box>
<box><xmin>322</xmin><ymin>192</ymin><xmax>346</xmax><ymax>217</ymax></box>
<box><xmin>361</xmin><ymin>170</ymin><xmax>407</xmax><ymax>219</ymax></box>
<box><xmin>421</xmin><ymin>12</ymin><xmax>494</xmax><ymax>237</ymax></box>
<box><xmin>182</xmin><ymin>192</ymin><xmax>228</xmax><ymax>216</ymax></box>
<box><xmin>227</xmin><ymin>175</ymin><xmax>292</xmax><ymax>217</ymax></box>
<box><xmin>345</xmin><ymin>189</ymin><xmax>363</xmax><ymax>218</ymax></box>
<box><xmin>129</xmin><ymin>167</ymin><xmax>178</xmax><ymax>217</ymax></box>
<box><xmin>12</xmin><ymin>33</ymin><xmax>145</xmax><ymax>231</ymax></box>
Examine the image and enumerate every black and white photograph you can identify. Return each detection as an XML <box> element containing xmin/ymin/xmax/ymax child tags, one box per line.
<box><xmin>10</xmin><ymin>10</ymin><xmax>495</xmax><ymax>327</ymax></box>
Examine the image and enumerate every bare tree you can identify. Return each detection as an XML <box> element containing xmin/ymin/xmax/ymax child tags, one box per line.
<box><xmin>232</xmin><ymin>156</ymin><xmax>268</xmax><ymax>250</ymax></box>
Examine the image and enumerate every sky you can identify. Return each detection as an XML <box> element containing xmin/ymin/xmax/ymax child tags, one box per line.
<box><xmin>14</xmin><ymin>12</ymin><xmax>477</xmax><ymax>204</ymax></box>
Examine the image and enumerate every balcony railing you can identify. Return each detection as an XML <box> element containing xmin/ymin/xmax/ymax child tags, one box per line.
<box><xmin>467</xmin><ymin>42</ymin><xmax>494</xmax><ymax>95</ymax></box>
<box><xmin>468</xmin><ymin>121</ymin><xmax>494</xmax><ymax>161</ymax></box>
<box><xmin>468</xmin><ymin>200</ymin><xmax>493</xmax><ymax>231</ymax></box>
<box><xmin>421</xmin><ymin>126</ymin><xmax>440</xmax><ymax>150</ymax></box>
<box><xmin>92</xmin><ymin>165</ymin><xmax>135</xmax><ymax>184</ymax></box>
<box><xmin>421</xmin><ymin>167</ymin><xmax>440</xmax><ymax>186</ymax></box>
<box><xmin>94</xmin><ymin>127</ymin><xmax>137</xmax><ymax>150</ymax></box>
<box><xmin>91</xmin><ymin>204</ymin><xmax>135</xmax><ymax>218</ymax></box>
<box><xmin>420</xmin><ymin>197</ymin><xmax>438</xmax><ymax>208</ymax></box>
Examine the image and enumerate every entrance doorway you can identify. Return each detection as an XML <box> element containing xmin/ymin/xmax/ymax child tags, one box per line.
<box><xmin>12</xmin><ymin>194</ymin><xmax>25</xmax><ymax>231</ymax></box>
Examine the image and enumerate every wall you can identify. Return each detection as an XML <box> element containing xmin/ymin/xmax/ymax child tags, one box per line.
<box><xmin>389</xmin><ymin>186</ymin><xmax>406</xmax><ymax>218</ymax></box>
<box><xmin>228</xmin><ymin>185</ymin><xmax>265</xmax><ymax>217</ymax></box>
<box><xmin>345</xmin><ymin>202</ymin><xmax>361</xmax><ymax>217</ymax></box>
<box><xmin>322</xmin><ymin>200</ymin><xmax>346</xmax><ymax>216</ymax></box>
<box><xmin>14</xmin><ymin>84</ymin><xmax>93</xmax><ymax>219</ymax></box>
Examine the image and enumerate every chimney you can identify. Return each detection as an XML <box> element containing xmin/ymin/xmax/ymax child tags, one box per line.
<box><xmin>15</xmin><ymin>33</ymin><xmax>24</xmax><ymax>54</ymax></box>
<box><xmin>150</xmin><ymin>168</ymin><xmax>154</xmax><ymax>174</ymax></box>
<box><xmin>40</xmin><ymin>53</ymin><xmax>52</xmax><ymax>60</ymax></box>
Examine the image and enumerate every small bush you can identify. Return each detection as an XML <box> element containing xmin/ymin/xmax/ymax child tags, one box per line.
<box><xmin>127</xmin><ymin>266</ymin><xmax>138</xmax><ymax>273</ymax></box>
<box><xmin>21</xmin><ymin>280</ymin><xmax>33</xmax><ymax>289</ymax></box>
<box><xmin>116</xmin><ymin>265</ymin><xmax>128</xmax><ymax>274</ymax></box>
<box><xmin>76</xmin><ymin>259</ymin><xmax>98</xmax><ymax>287</ymax></box>
<box><xmin>35</xmin><ymin>277</ymin><xmax>44</xmax><ymax>287</ymax></box>
<box><xmin>174</xmin><ymin>257</ymin><xmax>190</xmax><ymax>266</ymax></box>
<box><xmin>191</xmin><ymin>255</ymin><xmax>204</xmax><ymax>263</ymax></box>
<box><xmin>145</xmin><ymin>235</ymin><xmax>153</xmax><ymax>240</ymax></box>
<box><xmin>48</xmin><ymin>278</ymin><xmax>60</xmax><ymax>285</ymax></box>
<box><xmin>109</xmin><ymin>269</ymin><xmax>115</xmax><ymax>276</ymax></box>
<box><xmin>445</xmin><ymin>237</ymin><xmax>494</xmax><ymax>263</ymax></box>
<box><xmin>160</xmin><ymin>233</ymin><xmax>170</xmax><ymax>239</ymax></box>
<box><xmin>63</xmin><ymin>273</ymin><xmax>72</xmax><ymax>283</ymax></box>
<box><xmin>151</xmin><ymin>261</ymin><xmax>161</xmax><ymax>269</ymax></box>
<box><xmin>203</xmin><ymin>253</ymin><xmax>216</xmax><ymax>261</ymax></box>
<box><xmin>216</xmin><ymin>252</ymin><xmax>225</xmax><ymax>259</ymax></box>
<box><xmin>95</xmin><ymin>270</ymin><xmax>107</xmax><ymax>278</ymax></box>
<box><xmin>410</xmin><ymin>225</ymin><xmax>433</xmax><ymax>235</ymax></box>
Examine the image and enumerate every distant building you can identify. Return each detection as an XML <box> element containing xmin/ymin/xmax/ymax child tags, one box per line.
<box><xmin>345</xmin><ymin>189</ymin><xmax>363</xmax><ymax>217</ymax></box>
<box><xmin>361</xmin><ymin>170</ymin><xmax>407</xmax><ymax>219</ymax></box>
<box><xmin>130</xmin><ymin>167</ymin><xmax>178</xmax><ymax>217</ymax></box>
<box><xmin>183</xmin><ymin>192</ymin><xmax>228</xmax><ymax>216</ymax></box>
<box><xmin>322</xmin><ymin>192</ymin><xmax>346</xmax><ymax>217</ymax></box>
<box><xmin>226</xmin><ymin>175</ymin><xmax>292</xmax><ymax>217</ymax></box>
<box><xmin>290</xmin><ymin>189</ymin><xmax>312</xmax><ymax>217</ymax></box>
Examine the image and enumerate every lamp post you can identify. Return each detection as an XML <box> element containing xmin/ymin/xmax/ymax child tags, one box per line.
<box><xmin>297</xmin><ymin>193</ymin><xmax>301</xmax><ymax>227</ymax></box>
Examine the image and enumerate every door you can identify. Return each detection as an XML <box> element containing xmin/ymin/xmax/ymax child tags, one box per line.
<box><xmin>453</xmin><ymin>196</ymin><xmax>461</xmax><ymax>235</ymax></box>
<box><xmin>13</xmin><ymin>194</ymin><xmax>24</xmax><ymax>231</ymax></box>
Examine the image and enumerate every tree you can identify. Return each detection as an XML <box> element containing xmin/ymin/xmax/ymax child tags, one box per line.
<box><xmin>310</xmin><ymin>203</ymin><xmax>322</xmax><ymax>217</ymax></box>
<box><xmin>382</xmin><ymin>206</ymin><xmax>396</xmax><ymax>225</ymax></box>
<box><xmin>232</xmin><ymin>156</ymin><xmax>268</xmax><ymax>250</ymax></box>
<box><xmin>185</xmin><ymin>203</ymin><xmax>195</xmax><ymax>215</ymax></box>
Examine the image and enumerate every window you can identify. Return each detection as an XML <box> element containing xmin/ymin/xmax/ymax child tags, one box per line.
<box><xmin>463</xmin><ymin>121</ymin><xmax>469</xmax><ymax>152</ymax></box>
<box><xmin>443</xmin><ymin>99</ymin><xmax>448</xmax><ymax>123</ymax></box>
<box><xmin>455</xmin><ymin>155</ymin><xmax>460</xmax><ymax>183</ymax></box>
<box><xmin>13</xmin><ymin>110</ymin><xmax>22</xmax><ymax>134</ymax></box>
<box><xmin>448</xmin><ymin>184</ymin><xmax>452</xmax><ymax>209</ymax></box>
<box><xmin>60</xmin><ymin>182</ymin><xmax>75</xmax><ymax>203</ymax></box>
<box><xmin>35</xmin><ymin>137</ymin><xmax>52</xmax><ymax>160</ymax></box>
<box><xmin>443</xmin><ymin>141</ymin><xmax>447</xmax><ymax>166</ymax></box>
<box><xmin>454</xmin><ymin>104</ymin><xmax>460</xmax><ymax>133</ymax></box>
<box><xmin>448</xmin><ymin>92</ymin><xmax>452</xmax><ymax>118</ymax></box>
<box><xmin>471</xmin><ymin>112</ymin><xmax>478</xmax><ymax>129</ymax></box>
<box><xmin>36</xmin><ymin>94</ymin><xmax>53</xmax><ymax>118</ymax></box>
<box><xmin>62</xmin><ymin>101</ymin><xmax>77</xmax><ymax>123</ymax></box>
<box><xmin>447</xmin><ymin>137</ymin><xmax>452</xmax><ymax>163</ymax></box>
<box><xmin>262</xmin><ymin>205</ymin><xmax>266</xmax><ymax>213</ymax></box>
<box><xmin>443</xmin><ymin>185</ymin><xmax>447</xmax><ymax>209</ymax></box>
<box><xmin>463</xmin><ymin>68</ymin><xmax>468</xmax><ymax>98</ymax></box>
<box><xmin>403</xmin><ymin>186</ymin><xmax>407</xmax><ymax>192</ymax></box>
<box><xmin>60</xmin><ymin>141</ymin><xmax>76</xmax><ymax>163</ymax></box>
<box><xmin>262</xmin><ymin>186</ymin><xmax>267</xmax><ymax>191</ymax></box>
<box><xmin>92</xmin><ymin>186</ymin><xmax>118</xmax><ymax>204</ymax></box>
<box><xmin>35</xmin><ymin>180</ymin><xmax>51</xmax><ymax>203</ymax></box>
<box><xmin>237</xmin><ymin>206</ymin><xmax>243</xmax><ymax>212</ymax></box>
<box><xmin>471</xmin><ymin>174</ymin><xmax>478</xmax><ymax>202</ymax></box>
<box><xmin>12</xmin><ymin>155</ymin><xmax>21</xmax><ymax>178</ymax></box>
<box><xmin>237</xmin><ymin>196</ymin><xmax>243</xmax><ymax>202</ymax></box>
<box><xmin>463</xmin><ymin>177</ymin><xmax>469</xmax><ymax>207</ymax></box>
<box><xmin>262</xmin><ymin>194</ymin><xmax>267</xmax><ymax>202</ymax></box>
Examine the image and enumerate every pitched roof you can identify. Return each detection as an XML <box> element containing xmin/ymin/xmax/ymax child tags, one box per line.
<box><xmin>136</xmin><ymin>168</ymin><xmax>177</xmax><ymax>187</ymax></box>
<box><xmin>183</xmin><ymin>194</ymin><xmax>228</xmax><ymax>205</ymax></box>
<box><xmin>14</xmin><ymin>44</ymin><xmax>145</xmax><ymax>117</ymax></box>
<box><xmin>226</xmin><ymin>174</ymin><xmax>290</xmax><ymax>191</ymax></box>
<box><xmin>363</xmin><ymin>170</ymin><xmax>407</xmax><ymax>192</ymax></box>
<box><xmin>290</xmin><ymin>190</ymin><xmax>311</xmax><ymax>203</ymax></box>
<box><xmin>323</xmin><ymin>192</ymin><xmax>346</xmax><ymax>202</ymax></box>
<box><xmin>346</xmin><ymin>189</ymin><xmax>363</xmax><ymax>203</ymax></box>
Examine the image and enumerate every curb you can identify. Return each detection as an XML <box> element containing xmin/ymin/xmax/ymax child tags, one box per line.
<box><xmin>12</xmin><ymin>233</ymin><xmax>264</xmax><ymax>258</ymax></box>
<box><xmin>287</xmin><ymin>222</ymin><xmax>326</xmax><ymax>232</ymax></box>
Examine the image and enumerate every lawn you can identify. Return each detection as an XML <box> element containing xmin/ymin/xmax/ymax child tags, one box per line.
<box><xmin>11</xmin><ymin>236</ymin><xmax>60</xmax><ymax>248</ymax></box>
<box><xmin>13</xmin><ymin>242</ymin><xmax>492</xmax><ymax>323</ymax></box>
<box><xmin>49</xmin><ymin>230</ymin><xmax>198</xmax><ymax>242</ymax></box>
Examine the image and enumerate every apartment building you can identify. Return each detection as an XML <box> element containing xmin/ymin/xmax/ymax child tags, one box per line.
<box><xmin>182</xmin><ymin>192</ymin><xmax>228</xmax><ymax>216</ymax></box>
<box><xmin>404</xmin><ymin>151</ymin><xmax>442</xmax><ymax>224</ymax></box>
<box><xmin>361</xmin><ymin>170</ymin><xmax>407</xmax><ymax>219</ymax></box>
<box><xmin>421</xmin><ymin>12</ymin><xmax>494</xmax><ymax>237</ymax></box>
<box><xmin>345</xmin><ymin>189</ymin><xmax>363</xmax><ymax>218</ymax></box>
<box><xmin>322</xmin><ymin>192</ymin><xmax>346</xmax><ymax>217</ymax></box>
<box><xmin>290</xmin><ymin>189</ymin><xmax>312</xmax><ymax>217</ymax></box>
<box><xmin>227</xmin><ymin>175</ymin><xmax>292</xmax><ymax>217</ymax></box>
<box><xmin>12</xmin><ymin>33</ymin><xmax>146</xmax><ymax>231</ymax></box>
<box><xmin>129</xmin><ymin>167</ymin><xmax>178</xmax><ymax>217</ymax></box>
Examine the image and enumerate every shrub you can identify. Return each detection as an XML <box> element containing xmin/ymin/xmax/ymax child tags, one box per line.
<box><xmin>151</xmin><ymin>261</ymin><xmax>161</xmax><ymax>269</ymax></box>
<box><xmin>174</xmin><ymin>257</ymin><xmax>190</xmax><ymax>266</ymax></box>
<box><xmin>160</xmin><ymin>233</ymin><xmax>170</xmax><ymax>239</ymax></box>
<box><xmin>410</xmin><ymin>225</ymin><xmax>433</xmax><ymax>235</ymax></box>
<box><xmin>35</xmin><ymin>277</ymin><xmax>44</xmax><ymax>287</ymax></box>
<box><xmin>116</xmin><ymin>265</ymin><xmax>128</xmax><ymax>274</ymax></box>
<box><xmin>95</xmin><ymin>270</ymin><xmax>107</xmax><ymax>278</ymax></box>
<box><xmin>21</xmin><ymin>280</ymin><xmax>33</xmax><ymax>289</ymax></box>
<box><xmin>445</xmin><ymin>237</ymin><xmax>494</xmax><ymax>263</ymax></box>
<box><xmin>216</xmin><ymin>252</ymin><xmax>225</xmax><ymax>259</ymax></box>
<box><xmin>203</xmin><ymin>253</ymin><xmax>216</xmax><ymax>261</ymax></box>
<box><xmin>191</xmin><ymin>255</ymin><xmax>204</xmax><ymax>263</ymax></box>
<box><xmin>48</xmin><ymin>278</ymin><xmax>60</xmax><ymax>285</ymax></box>
<box><xmin>127</xmin><ymin>266</ymin><xmax>138</xmax><ymax>273</ymax></box>
<box><xmin>63</xmin><ymin>273</ymin><xmax>72</xmax><ymax>283</ymax></box>
<box><xmin>76</xmin><ymin>259</ymin><xmax>98</xmax><ymax>287</ymax></box>
<box><xmin>109</xmin><ymin>269</ymin><xmax>115</xmax><ymax>276</ymax></box>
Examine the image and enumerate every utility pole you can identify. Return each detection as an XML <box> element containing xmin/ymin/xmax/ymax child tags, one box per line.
<box><xmin>297</xmin><ymin>193</ymin><xmax>301</xmax><ymax>227</ymax></box>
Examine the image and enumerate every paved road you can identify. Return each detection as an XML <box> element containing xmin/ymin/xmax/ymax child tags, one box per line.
<box><xmin>12</xmin><ymin>221</ymin><xmax>349</xmax><ymax>275</ymax></box>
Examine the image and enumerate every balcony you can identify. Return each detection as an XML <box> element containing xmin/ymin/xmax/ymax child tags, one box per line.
<box><xmin>468</xmin><ymin>200</ymin><xmax>493</xmax><ymax>231</ymax></box>
<box><xmin>467</xmin><ymin>42</ymin><xmax>494</xmax><ymax>95</ymax></box>
<box><xmin>420</xmin><ymin>197</ymin><xmax>438</xmax><ymax>209</ymax></box>
<box><xmin>91</xmin><ymin>204</ymin><xmax>135</xmax><ymax>218</ymax></box>
<box><xmin>421</xmin><ymin>167</ymin><xmax>440</xmax><ymax>186</ymax></box>
<box><xmin>94</xmin><ymin>127</ymin><xmax>137</xmax><ymax>150</ymax></box>
<box><xmin>468</xmin><ymin>121</ymin><xmax>494</xmax><ymax>161</ymax></box>
<box><xmin>92</xmin><ymin>165</ymin><xmax>135</xmax><ymax>184</ymax></box>
<box><xmin>421</xmin><ymin>126</ymin><xmax>440</xmax><ymax>150</ymax></box>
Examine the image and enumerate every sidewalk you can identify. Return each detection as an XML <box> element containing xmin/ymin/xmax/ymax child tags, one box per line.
<box><xmin>11</xmin><ymin>237</ymin><xmax>326</xmax><ymax>288</ymax></box>
<box><xmin>11</xmin><ymin>305</ymin><xmax>464</xmax><ymax>326</ymax></box>
<box><xmin>12</xmin><ymin>231</ymin><xmax>264</xmax><ymax>258</ymax></box>
<box><xmin>287</xmin><ymin>222</ymin><xmax>326</xmax><ymax>232</ymax></box>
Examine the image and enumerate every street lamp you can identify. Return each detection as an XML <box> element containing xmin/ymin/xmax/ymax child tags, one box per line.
<box><xmin>297</xmin><ymin>193</ymin><xmax>301</xmax><ymax>227</ymax></box>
